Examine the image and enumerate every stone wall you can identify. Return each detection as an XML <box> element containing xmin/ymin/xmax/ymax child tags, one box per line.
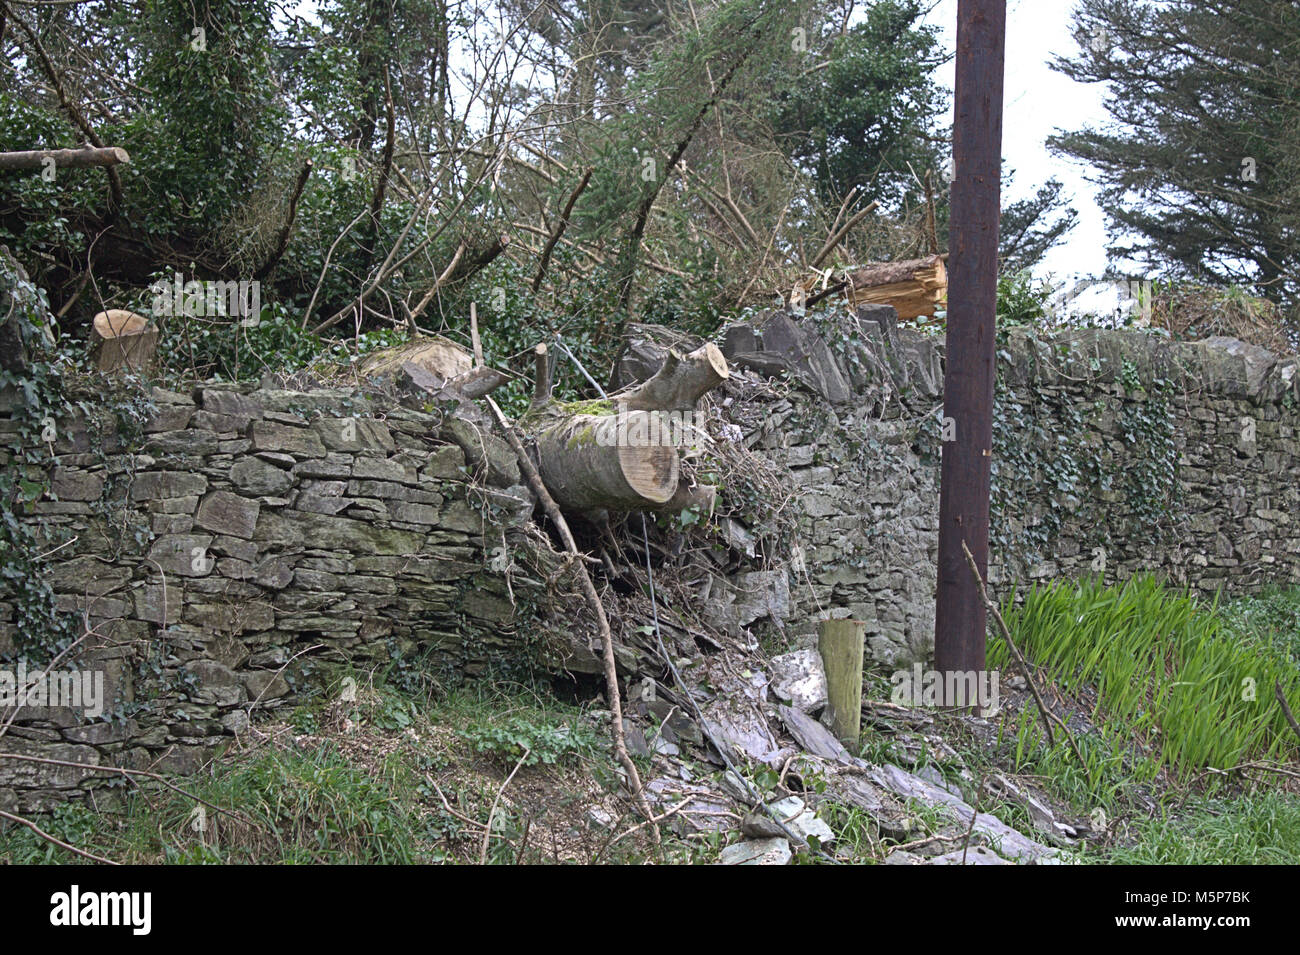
<box><xmin>749</xmin><ymin>309</ymin><xmax>1300</xmax><ymax>664</ymax></box>
<box><xmin>3</xmin><ymin>305</ymin><xmax>1299</xmax><ymax>811</ymax></box>
<box><xmin>0</xmin><ymin>381</ymin><xmax>569</xmax><ymax>812</ymax></box>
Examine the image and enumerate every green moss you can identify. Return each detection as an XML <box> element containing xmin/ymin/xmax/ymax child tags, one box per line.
<box><xmin>558</xmin><ymin>398</ymin><xmax>614</xmax><ymax>416</ymax></box>
<box><xmin>566</xmin><ymin>424</ymin><xmax>599</xmax><ymax>449</ymax></box>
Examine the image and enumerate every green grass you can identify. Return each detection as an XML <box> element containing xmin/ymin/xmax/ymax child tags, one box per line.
<box><xmin>991</xmin><ymin>576</ymin><xmax>1300</xmax><ymax>782</ymax></box>
<box><xmin>1219</xmin><ymin>586</ymin><xmax>1300</xmax><ymax>665</ymax></box>
<box><xmin>0</xmin><ymin>677</ymin><xmax>618</xmax><ymax>865</ymax></box>
<box><xmin>1096</xmin><ymin>791</ymin><xmax>1300</xmax><ymax>864</ymax></box>
<box><xmin>0</xmin><ymin>742</ymin><xmax>432</xmax><ymax>864</ymax></box>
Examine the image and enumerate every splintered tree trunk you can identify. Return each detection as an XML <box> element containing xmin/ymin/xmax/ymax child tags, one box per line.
<box><xmin>90</xmin><ymin>309</ymin><xmax>158</xmax><ymax>374</ymax></box>
<box><xmin>614</xmin><ymin>342</ymin><xmax>729</xmax><ymax>411</ymax></box>
<box><xmin>847</xmin><ymin>254</ymin><xmax>948</xmax><ymax>322</ymax></box>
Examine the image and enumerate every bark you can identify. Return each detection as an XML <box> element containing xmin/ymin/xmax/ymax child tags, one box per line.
<box><xmin>0</xmin><ymin>147</ymin><xmax>129</xmax><ymax>170</ymax></box>
<box><xmin>612</xmin><ymin>342</ymin><xmax>729</xmax><ymax>412</ymax></box>
<box><xmin>534</xmin><ymin>411</ymin><xmax>681</xmax><ymax>512</ymax></box>
<box><xmin>521</xmin><ymin>338</ymin><xmax>729</xmax><ymax>515</ymax></box>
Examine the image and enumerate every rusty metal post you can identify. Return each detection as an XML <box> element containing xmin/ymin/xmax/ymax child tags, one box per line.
<box><xmin>934</xmin><ymin>0</ymin><xmax>1006</xmax><ymax>707</ymax></box>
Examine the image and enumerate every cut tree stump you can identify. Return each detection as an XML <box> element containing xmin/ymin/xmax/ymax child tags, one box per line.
<box><xmin>525</xmin><ymin>338</ymin><xmax>730</xmax><ymax>516</ymax></box>
<box><xmin>847</xmin><ymin>254</ymin><xmax>947</xmax><ymax>322</ymax></box>
<box><xmin>90</xmin><ymin>309</ymin><xmax>158</xmax><ymax>374</ymax></box>
<box><xmin>356</xmin><ymin>335</ymin><xmax>472</xmax><ymax>381</ymax></box>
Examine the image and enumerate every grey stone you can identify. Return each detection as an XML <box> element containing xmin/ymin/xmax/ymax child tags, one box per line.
<box><xmin>716</xmin><ymin>838</ymin><xmax>792</xmax><ymax>865</ymax></box>
<box><xmin>249</xmin><ymin>420</ymin><xmax>326</xmax><ymax>457</ymax></box>
<box><xmin>195</xmin><ymin>490</ymin><xmax>261</xmax><ymax>539</ymax></box>
<box><xmin>49</xmin><ymin>469</ymin><xmax>103</xmax><ymax>501</ymax></box>
<box><xmin>768</xmin><ymin>648</ymin><xmax>828</xmax><ymax>713</ymax></box>
<box><xmin>130</xmin><ymin>470</ymin><xmax>208</xmax><ymax>500</ymax></box>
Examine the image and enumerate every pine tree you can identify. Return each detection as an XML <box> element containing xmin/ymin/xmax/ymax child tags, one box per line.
<box><xmin>1050</xmin><ymin>0</ymin><xmax>1300</xmax><ymax>307</ymax></box>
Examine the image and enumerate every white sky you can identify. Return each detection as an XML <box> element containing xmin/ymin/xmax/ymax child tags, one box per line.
<box><xmin>924</xmin><ymin>0</ymin><xmax>1114</xmax><ymax>282</ymax></box>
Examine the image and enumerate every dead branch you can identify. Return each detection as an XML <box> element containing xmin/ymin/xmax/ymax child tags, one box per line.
<box><xmin>532</xmin><ymin>167</ymin><xmax>592</xmax><ymax>292</ymax></box>
<box><xmin>484</xmin><ymin>395</ymin><xmax>659</xmax><ymax>844</ymax></box>
<box><xmin>1276</xmin><ymin>681</ymin><xmax>1300</xmax><ymax>746</ymax></box>
<box><xmin>405</xmin><ymin>240</ymin><xmax>466</xmax><ymax>331</ymax></box>
<box><xmin>0</xmin><ymin>146</ymin><xmax>129</xmax><ymax>170</ymax></box>
<box><xmin>254</xmin><ymin>158</ymin><xmax>314</xmax><ymax>280</ymax></box>
<box><xmin>811</xmin><ymin>200</ymin><xmax>880</xmax><ymax>268</ymax></box>
<box><xmin>0</xmin><ymin>807</ymin><xmax>119</xmax><ymax>864</ymax></box>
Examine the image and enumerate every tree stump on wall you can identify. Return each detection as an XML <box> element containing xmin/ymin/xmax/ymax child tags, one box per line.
<box><xmin>90</xmin><ymin>309</ymin><xmax>158</xmax><ymax>374</ymax></box>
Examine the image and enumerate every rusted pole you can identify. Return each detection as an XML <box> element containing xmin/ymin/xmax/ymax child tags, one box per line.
<box><xmin>934</xmin><ymin>0</ymin><xmax>1005</xmax><ymax>708</ymax></box>
<box><xmin>0</xmin><ymin>147</ymin><xmax>130</xmax><ymax>170</ymax></box>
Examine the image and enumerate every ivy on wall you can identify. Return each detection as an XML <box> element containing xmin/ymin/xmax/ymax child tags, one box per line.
<box><xmin>1</xmin><ymin>253</ymin><xmax>158</xmax><ymax>665</ymax></box>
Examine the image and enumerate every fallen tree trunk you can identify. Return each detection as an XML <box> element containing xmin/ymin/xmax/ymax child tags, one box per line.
<box><xmin>394</xmin><ymin>334</ymin><xmax>728</xmax><ymax>516</ymax></box>
<box><xmin>0</xmin><ymin>146</ymin><xmax>130</xmax><ymax>170</ymax></box>
<box><xmin>525</xmin><ymin>339</ymin><xmax>727</xmax><ymax>515</ymax></box>
<box><xmin>847</xmin><ymin>254</ymin><xmax>947</xmax><ymax>322</ymax></box>
<box><xmin>534</xmin><ymin>411</ymin><xmax>682</xmax><ymax>512</ymax></box>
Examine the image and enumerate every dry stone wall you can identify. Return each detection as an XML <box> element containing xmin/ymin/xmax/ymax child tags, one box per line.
<box><xmin>3</xmin><ymin>303</ymin><xmax>1299</xmax><ymax>811</ymax></box>
<box><xmin>0</xmin><ymin>381</ymin><xmax>570</xmax><ymax>812</ymax></box>
<box><xmin>746</xmin><ymin>309</ymin><xmax>1300</xmax><ymax>665</ymax></box>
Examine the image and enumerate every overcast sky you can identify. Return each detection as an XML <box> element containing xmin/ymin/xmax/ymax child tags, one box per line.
<box><xmin>923</xmin><ymin>0</ymin><xmax>1114</xmax><ymax>282</ymax></box>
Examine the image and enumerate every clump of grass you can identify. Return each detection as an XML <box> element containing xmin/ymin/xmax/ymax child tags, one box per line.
<box><xmin>1097</xmin><ymin>791</ymin><xmax>1300</xmax><ymax>865</ymax></box>
<box><xmin>0</xmin><ymin>743</ymin><xmax>432</xmax><ymax>864</ymax></box>
<box><xmin>991</xmin><ymin>576</ymin><xmax>1300</xmax><ymax>780</ymax></box>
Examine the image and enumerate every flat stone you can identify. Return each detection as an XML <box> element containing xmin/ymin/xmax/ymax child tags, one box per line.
<box><xmin>230</xmin><ymin>457</ymin><xmax>295</xmax><ymax>494</ymax></box>
<box><xmin>421</xmin><ymin>444</ymin><xmax>466</xmax><ymax>480</ymax></box>
<box><xmin>767</xmin><ymin>795</ymin><xmax>835</xmax><ymax>845</ymax></box>
<box><xmin>148</xmin><ymin>534</ymin><xmax>216</xmax><ymax>577</ymax></box>
<box><xmin>351</xmin><ymin>455</ymin><xmax>419</xmax><ymax>484</ymax></box>
<box><xmin>927</xmin><ymin>846</ymin><xmax>1013</xmax><ymax>865</ymax></box>
<box><xmin>248</xmin><ymin>420</ymin><xmax>326</xmax><ymax>457</ymax></box>
<box><xmin>313</xmin><ymin>417</ymin><xmax>395</xmax><ymax>452</ymax></box>
<box><xmin>200</xmin><ymin>389</ymin><xmax>263</xmax><ymax>417</ymax></box>
<box><xmin>195</xmin><ymin>490</ymin><xmax>260</xmax><ymax>539</ymax></box>
<box><xmin>717</xmin><ymin>838</ymin><xmax>792</xmax><ymax>865</ymax></box>
<box><xmin>130</xmin><ymin>470</ymin><xmax>208</xmax><ymax>500</ymax></box>
<box><xmin>146</xmin><ymin>429</ymin><xmax>220</xmax><ymax>456</ymax></box>
<box><xmin>778</xmin><ymin>705</ymin><xmax>852</xmax><ymax>762</ymax></box>
<box><xmin>49</xmin><ymin>469</ymin><xmax>104</xmax><ymax>501</ymax></box>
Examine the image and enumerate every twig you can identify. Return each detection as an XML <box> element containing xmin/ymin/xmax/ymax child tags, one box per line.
<box><xmin>811</xmin><ymin>200</ymin><xmax>879</xmax><ymax>269</ymax></box>
<box><xmin>255</xmin><ymin>159</ymin><xmax>314</xmax><ymax>280</ymax></box>
<box><xmin>0</xmin><ymin>808</ymin><xmax>119</xmax><ymax>864</ymax></box>
<box><xmin>405</xmin><ymin>240</ymin><xmax>466</xmax><ymax>332</ymax></box>
<box><xmin>532</xmin><ymin>167</ymin><xmax>592</xmax><ymax>292</ymax></box>
<box><xmin>484</xmin><ymin>395</ymin><xmax>659</xmax><ymax>843</ymax></box>
<box><xmin>960</xmin><ymin>541</ymin><xmax>1087</xmax><ymax>766</ymax></box>
<box><xmin>1275</xmin><ymin>681</ymin><xmax>1300</xmax><ymax>746</ymax></box>
<box><xmin>480</xmin><ymin>747</ymin><xmax>529</xmax><ymax>865</ymax></box>
<box><xmin>961</xmin><ymin>771</ymin><xmax>985</xmax><ymax>864</ymax></box>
